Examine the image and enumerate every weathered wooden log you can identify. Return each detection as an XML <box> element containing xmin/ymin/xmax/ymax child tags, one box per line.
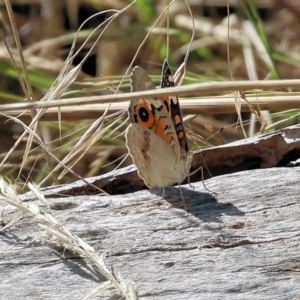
<box><xmin>29</xmin><ymin>124</ymin><xmax>300</xmax><ymax>198</ymax></box>
<box><xmin>0</xmin><ymin>167</ymin><xmax>300</xmax><ymax>299</ymax></box>
<box><xmin>1</xmin><ymin>165</ymin><xmax>300</xmax><ymax>299</ymax></box>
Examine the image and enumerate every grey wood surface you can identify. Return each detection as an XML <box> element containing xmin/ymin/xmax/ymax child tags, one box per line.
<box><xmin>1</xmin><ymin>166</ymin><xmax>300</xmax><ymax>299</ymax></box>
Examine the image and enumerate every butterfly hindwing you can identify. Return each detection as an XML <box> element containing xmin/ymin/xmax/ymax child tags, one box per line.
<box><xmin>125</xmin><ymin>63</ymin><xmax>193</xmax><ymax>189</ymax></box>
<box><xmin>161</xmin><ymin>60</ymin><xmax>189</xmax><ymax>153</ymax></box>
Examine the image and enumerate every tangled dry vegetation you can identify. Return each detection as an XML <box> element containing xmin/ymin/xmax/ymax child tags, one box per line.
<box><xmin>0</xmin><ymin>0</ymin><xmax>299</xmax><ymax>189</ymax></box>
<box><xmin>1</xmin><ymin>0</ymin><xmax>300</xmax><ymax>299</ymax></box>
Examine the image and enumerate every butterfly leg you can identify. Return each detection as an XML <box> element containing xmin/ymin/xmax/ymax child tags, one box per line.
<box><xmin>161</xmin><ymin>185</ymin><xmax>165</xmax><ymax>199</ymax></box>
<box><xmin>178</xmin><ymin>184</ymin><xmax>188</xmax><ymax>211</ymax></box>
<box><xmin>188</xmin><ymin>165</ymin><xmax>214</xmax><ymax>194</ymax></box>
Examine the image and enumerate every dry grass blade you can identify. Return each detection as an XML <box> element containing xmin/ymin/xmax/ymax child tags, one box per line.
<box><xmin>240</xmin><ymin>92</ymin><xmax>268</xmax><ymax>133</ymax></box>
<box><xmin>1</xmin><ymin>79</ymin><xmax>300</xmax><ymax>113</ymax></box>
<box><xmin>1</xmin><ymin>93</ymin><xmax>300</xmax><ymax>123</ymax></box>
<box><xmin>4</xmin><ymin>0</ymin><xmax>33</xmax><ymax>100</ymax></box>
<box><xmin>3</xmin><ymin>0</ymin><xmax>59</xmax><ymax>184</ymax></box>
<box><xmin>0</xmin><ymin>178</ymin><xmax>26</xmax><ymax>232</ymax></box>
<box><xmin>234</xmin><ymin>91</ymin><xmax>247</xmax><ymax>138</ymax></box>
<box><xmin>172</xmin><ymin>0</ymin><xmax>195</xmax><ymax>86</ymax></box>
<box><xmin>240</xmin><ymin>19</ymin><xmax>268</xmax><ymax>137</ymax></box>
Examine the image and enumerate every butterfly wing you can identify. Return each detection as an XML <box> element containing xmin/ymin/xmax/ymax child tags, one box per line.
<box><xmin>128</xmin><ymin>66</ymin><xmax>181</xmax><ymax>157</ymax></box>
<box><xmin>160</xmin><ymin>60</ymin><xmax>189</xmax><ymax>152</ymax></box>
<box><xmin>126</xmin><ymin>65</ymin><xmax>192</xmax><ymax>189</ymax></box>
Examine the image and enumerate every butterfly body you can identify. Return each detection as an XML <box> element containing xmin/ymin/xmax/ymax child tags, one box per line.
<box><xmin>125</xmin><ymin>60</ymin><xmax>192</xmax><ymax>189</ymax></box>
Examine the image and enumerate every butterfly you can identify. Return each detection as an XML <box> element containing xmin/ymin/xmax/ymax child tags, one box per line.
<box><xmin>125</xmin><ymin>60</ymin><xmax>192</xmax><ymax>189</ymax></box>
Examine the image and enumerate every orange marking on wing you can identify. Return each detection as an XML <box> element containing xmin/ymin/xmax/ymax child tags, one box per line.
<box><xmin>164</xmin><ymin>132</ymin><xmax>173</xmax><ymax>144</ymax></box>
<box><xmin>135</xmin><ymin>102</ymin><xmax>155</xmax><ymax>128</ymax></box>
<box><xmin>177</xmin><ymin>131</ymin><xmax>184</xmax><ymax>140</ymax></box>
<box><xmin>134</xmin><ymin>99</ymin><xmax>175</xmax><ymax>146</ymax></box>
<box><xmin>154</xmin><ymin>118</ymin><xmax>167</xmax><ymax>139</ymax></box>
<box><xmin>174</xmin><ymin>114</ymin><xmax>182</xmax><ymax>125</ymax></box>
<box><xmin>154</xmin><ymin>118</ymin><xmax>174</xmax><ymax>145</ymax></box>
